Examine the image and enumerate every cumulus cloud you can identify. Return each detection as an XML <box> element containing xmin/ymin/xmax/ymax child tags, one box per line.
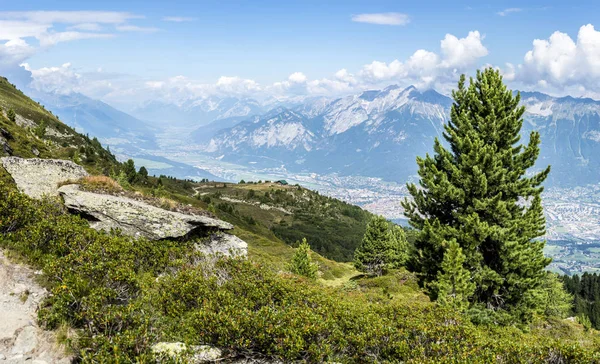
<box><xmin>351</xmin><ymin>13</ymin><xmax>410</xmax><ymax>26</ymax></box>
<box><xmin>0</xmin><ymin>39</ymin><xmax>35</xmax><ymax>67</ymax></box>
<box><xmin>440</xmin><ymin>31</ymin><xmax>488</xmax><ymax>69</ymax></box>
<box><xmin>358</xmin><ymin>31</ymin><xmax>488</xmax><ymax>89</ymax></box>
<box><xmin>511</xmin><ymin>24</ymin><xmax>600</xmax><ymax>93</ymax></box>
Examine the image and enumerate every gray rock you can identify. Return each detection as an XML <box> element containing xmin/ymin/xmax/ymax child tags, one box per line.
<box><xmin>197</xmin><ymin>233</ymin><xmax>248</xmax><ymax>257</ymax></box>
<box><xmin>192</xmin><ymin>345</ymin><xmax>222</xmax><ymax>362</ymax></box>
<box><xmin>58</xmin><ymin>184</ymin><xmax>234</xmax><ymax>240</ymax></box>
<box><xmin>0</xmin><ymin>135</ymin><xmax>11</xmax><ymax>156</ymax></box>
<box><xmin>0</xmin><ymin>128</ymin><xmax>12</xmax><ymax>156</ymax></box>
<box><xmin>152</xmin><ymin>342</ymin><xmax>223</xmax><ymax>363</ymax></box>
<box><xmin>11</xmin><ymin>326</ymin><xmax>37</xmax><ymax>355</ymax></box>
<box><xmin>0</xmin><ymin>353</ymin><xmax>5</xmax><ymax>360</ymax></box>
<box><xmin>1</xmin><ymin>157</ymin><xmax>88</xmax><ymax>198</ymax></box>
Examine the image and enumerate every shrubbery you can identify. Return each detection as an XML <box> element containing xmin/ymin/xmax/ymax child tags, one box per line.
<box><xmin>1</xmin><ymin>180</ymin><xmax>599</xmax><ymax>362</ymax></box>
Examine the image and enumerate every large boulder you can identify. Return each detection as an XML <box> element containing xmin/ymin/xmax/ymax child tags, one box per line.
<box><xmin>197</xmin><ymin>233</ymin><xmax>248</xmax><ymax>257</ymax></box>
<box><xmin>1</xmin><ymin>157</ymin><xmax>88</xmax><ymax>198</ymax></box>
<box><xmin>58</xmin><ymin>184</ymin><xmax>234</xmax><ymax>241</ymax></box>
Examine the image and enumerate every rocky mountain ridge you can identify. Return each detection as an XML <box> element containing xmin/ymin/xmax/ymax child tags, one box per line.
<box><xmin>201</xmin><ymin>86</ymin><xmax>600</xmax><ymax>186</ymax></box>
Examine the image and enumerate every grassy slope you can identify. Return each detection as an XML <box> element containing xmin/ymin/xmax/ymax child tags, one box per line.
<box><xmin>0</xmin><ymin>77</ymin><xmax>120</xmax><ymax>175</ymax></box>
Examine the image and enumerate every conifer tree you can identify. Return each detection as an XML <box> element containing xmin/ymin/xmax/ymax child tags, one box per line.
<box><xmin>388</xmin><ymin>224</ymin><xmax>410</xmax><ymax>268</ymax></box>
<box><xmin>429</xmin><ymin>240</ymin><xmax>474</xmax><ymax>311</ymax></box>
<box><xmin>289</xmin><ymin>238</ymin><xmax>318</xmax><ymax>280</ymax></box>
<box><xmin>354</xmin><ymin>216</ymin><xmax>407</xmax><ymax>275</ymax></box>
<box><xmin>402</xmin><ymin>68</ymin><xmax>551</xmax><ymax>317</ymax></box>
<box><xmin>7</xmin><ymin>108</ymin><xmax>16</xmax><ymax>122</ymax></box>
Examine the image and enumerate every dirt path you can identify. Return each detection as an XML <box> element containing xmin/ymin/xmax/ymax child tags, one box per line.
<box><xmin>0</xmin><ymin>250</ymin><xmax>71</xmax><ymax>363</ymax></box>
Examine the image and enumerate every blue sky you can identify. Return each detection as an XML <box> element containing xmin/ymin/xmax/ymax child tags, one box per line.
<box><xmin>1</xmin><ymin>0</ymin><xmax>600</xmax><ymax>107</ymax></box>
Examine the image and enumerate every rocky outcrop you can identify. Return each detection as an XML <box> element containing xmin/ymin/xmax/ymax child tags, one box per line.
<box><xmin>1</xmin><ymin>157</ymin><xmax>247</xmax><ymax>256</ymax></box>
<box><xmin>197</xmin><ymin>233</ymin><xmax>248</xmax><ymax>257</ymax></box>
<box><xmin>0</xmin><ymin>157</ymin><xmax>88</xmax><ymax>198</ymax></box>
<box><xmin>0</xmin><ymin>128</ymin><xmax>13</xmax><ymax>155</ymax></box>
<box><xmin>58</xmin><ymin>184</ymin><xmax>234</xmax><ymax>240</ymax></box>
<box><xmin>0</xmin><ymin>250</ymin><xmax>71</xmax><ymax>363</ymax></box>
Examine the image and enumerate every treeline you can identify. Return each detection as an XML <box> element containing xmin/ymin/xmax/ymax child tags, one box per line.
<box><xmin>563</xmin><ymin>273</ymin><xmax>600</xmax><ymax>329</ymax></box>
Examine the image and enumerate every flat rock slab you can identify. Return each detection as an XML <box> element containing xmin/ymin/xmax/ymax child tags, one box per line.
<box><xmin>58</xmin><ymin>184</ymin><xmax>233</xmax><ymax>240</ymax></box>
<box><xmin>1</xmin><ymin>157</ymin><xmax>88</xmax><ymax>198</ymax></box>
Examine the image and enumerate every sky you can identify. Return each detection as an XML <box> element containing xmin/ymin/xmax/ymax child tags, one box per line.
<box><xmin>1</xmin><ymin>0</ymin><xmax>600</xmax><ymax>109</ymax></box>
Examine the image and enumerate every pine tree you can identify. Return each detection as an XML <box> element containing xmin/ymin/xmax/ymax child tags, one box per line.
<box><xmin>289</xmin><ymin>238</ymin><xmax>318</xmax><ymax>280</ymax></box>
<box><xmin>429</xmin><ymin>240</ymin><xmax>475</xmax><ymax>311</ymax></box>
<box><xmin>388</xmin><ymin>224</ymin><xmax>410</xmax><ymax>268</ymax></box>
<box><xmin>354</xmin><ymin>216</ymin><xmax>407</xmax><ymax>276</ymax></box>
<box><xmin>7</xmin><ymin>108</ymin><xmax>16</xmax><ymax>122</ymax></box>
<box><xmin>402</xmin><ymin>68</ymin><xmax>551</xmax><ymax>318</ymax></box>
<box><xmin>123</xmin><ymin>159</ymin><xmax>137</xmax><ymax>184</ymax></box>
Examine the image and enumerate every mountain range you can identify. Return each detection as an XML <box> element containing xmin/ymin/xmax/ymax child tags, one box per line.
<box><xmin>200</xmin><ymin>86</ymin><xmax>600</xmax><ymax>187</ymax></box>
<box><xmin>29</xmin><ymin>83</ymin><xmax>600</xmax><ymax>188</ymax></box>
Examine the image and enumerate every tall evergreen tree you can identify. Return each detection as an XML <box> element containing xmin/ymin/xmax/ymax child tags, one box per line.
<box><xmin>354</xmin><ymin>216</ymin><xmax>408</xmax><ymax>276</ymax></box>
<box><xmin>429</xmin><ymin>240</ymin><xmax>475</xmax><ymax>311</ymax></box>
<box><xmin>402</xmin><ymin>68</ymin><xmax>551</xmax><ymax>317</ymax></box>
<box><xmin>123</xmin><ymin>159</ymin><xmax>137</xmax><ymax>184</ymax></box>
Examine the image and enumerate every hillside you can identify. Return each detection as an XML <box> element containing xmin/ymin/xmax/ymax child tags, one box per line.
<box><xmin>0</xmin><ymin>76</ymin><xmax>361</xmax><ymax>278</ymax></box>
<box><xmin>2</xmin><ymin>74</ymin><xmax>600</xmax><ymax>362</ymax></box>
<box><xmin>0</xmin><ymin>76</ymin><xmax>120</xmax><ymax>177</ymax></box>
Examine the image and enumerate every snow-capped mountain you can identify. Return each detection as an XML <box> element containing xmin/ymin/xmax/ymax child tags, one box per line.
<box><xmin>201</xmin><ymin>86</ymin><xmax>600</xmax><ymax>187</ymax></box>
<box><xmin>132</xmin><ymin>96</ymin><xmax>264</xmax><ymax>128</ymax></box>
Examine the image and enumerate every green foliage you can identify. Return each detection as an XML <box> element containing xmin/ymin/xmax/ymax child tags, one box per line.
<box><xmin>578</xmin><ymin>314</ymin><xmax>593</xmax><ymax>332</ymax></box>
<box><xmin>402</xmin><ymin>68</ymin><xmax>551</xmax><ymax>322</ymax></box>
<box><xmin>288</xmin><ymin>238</ymin><xmax>318</xmax><ymax>280</ymax></box>
<box><xmin>429</xmin><ymin>240</ymin><xmax>475</xmax><ymax>312</ymax></box>
<box><xmin>1</xmin><ymin>181</ymin><xmax>600</xmax><ymax>362</ymax></box>
<box><xmin>533</xmin><ymin>272</ymin><xmax>573</xmax><ymax>318</ymax></box>
<box><xmin>7</xmin><ymin>107</ymin><xmax>15</xmax><ymax>122</ymax></box>
<box><xmin>354</xmin><ymin>216</ymin><xmax>408</xmax><ymax>276</ymax></box>
<box><xmin>123</xmin><ymin>159</ymin><xmax>137</xmax><ymax>183</ymax></box>
<box><xmin>34</xmin><ymin>119</ymin><xmax>47</xmax><ymax>138</ymax></box>
<box><xmin>563</xmin><ymin>272</ymin><xmax>600</xmax><ymax>329</ymax></box>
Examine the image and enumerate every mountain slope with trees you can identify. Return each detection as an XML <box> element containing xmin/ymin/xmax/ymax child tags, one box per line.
<box><xmin>1</xmin><ymin>73</ymin><xmax>600</xmax><ymax>362</ymax></box>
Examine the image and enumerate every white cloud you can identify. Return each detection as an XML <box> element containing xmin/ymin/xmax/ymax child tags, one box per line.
<box><xmin>440</xmin><ymin>31</ymin><xmax>488</xmax><ymax>69</ymax></box>
<box><xmin>21</xmin><ymin>62</ymin><xmax>81</xmax><ymax>94</ymax></box>
<box><xmin>68</xmin><ymin>23</ymin><xmax>103</xmax><ymax>31</ymax></box>
<box><xmin>358</xmin><ymin>31</ymin><xmax>487</xmax><ymax>89</ymax></box>
<box><xmin>351</xmin><ymin>13</ymin><xmax>410</xmax><ymax>26</ymax></box>
<box><xmin>288</xmin><ymin>72</ymin><xmax>308</xmax><ymax>83</ymax></box>
<box><xmin>21</xmin><ymin>28</ymin><xmax>491</xmax><ymax>105</ymax></box>
<box><xmin>163</xmin><ymin>16</ymin><xmax>196</xmax><ymax>22</ymax></box>
<box><xmin>0</xmin><ymin>39</ymin><xmax>35</xmax><ymax>66</ymax></box>
<box><xmin>512</xmin><ymin>24</ymin><xmax>600</xmax><ymax>93</ymax></box>
<box><xmin>0</xmin><ymin>11</ymin><xmax>141</xmax><ymax>24</ymax></box>
<box><xmin>497</xmin><ymin>8</ymin><xmax>522</xmax><ymax>16</ymax></box>
<box><xmin>38</xmin><ymin>31</ymin><xmax>114</xmax><ymax>46</ymax></box>
<box><xmin>116</xmin><ymin>25</ymin><xmax>160</xmax><ymax>33</ymax></box>
<box><xmin>0</xmin><ymin>10</ymin><xmax>154</xmax><ymax>72</ymax></box>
